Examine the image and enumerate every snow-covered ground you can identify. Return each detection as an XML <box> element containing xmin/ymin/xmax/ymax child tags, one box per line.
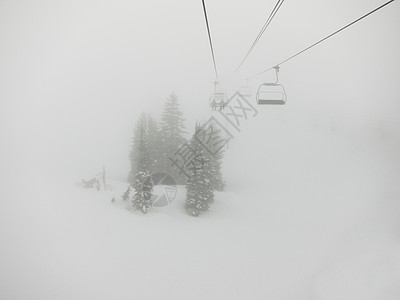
<box><xmin>1</xmin><ymin>115</ymin><xmax>399</xmax><ymax>300</ymax></box>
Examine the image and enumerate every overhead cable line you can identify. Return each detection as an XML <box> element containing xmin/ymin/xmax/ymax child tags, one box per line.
<box><xmin>236</xmin><ymin>0</ymin><xmax>285</xmax><ymax>72</ymax></box>
<box><xmin>201</xmin><ymin>0</ymin><xmax>219</xmax><ymax>82</ymax></box>
<box><xmin>248</xmin><ymin>0</ymin><xmax>396</xmax><ymax>80</ymax></box>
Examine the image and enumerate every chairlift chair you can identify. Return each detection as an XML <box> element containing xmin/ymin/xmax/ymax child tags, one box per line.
<box><xmin>256</xmin><ymin>83</ymin><xmax>286</xmax><ymax>105</ymax></box>
<box><xmin>209</xmin><ymin>93</ymin><xmax>228</xmax><ymax>110</ymax></box>
<box><xmin>239</xmin><ymin>80</ymin><xmax>252</xmax><ymax>97</ymax></box>
<box><xmin>209</xmin><ymin>81</ymin><xmax>228</xmax><ymax>110</ymax></box>
<box><xmin>256</xmin><ymin>65</ymin><xmax>287</xmax><ymax>105</ymax></box>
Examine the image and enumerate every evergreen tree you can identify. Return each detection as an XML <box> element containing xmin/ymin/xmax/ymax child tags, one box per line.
<box><xmin>146</xmin><ymin>113</ymin><xmax>162</xmax><ymax>174</ymax></box>
<box><xmin>194</xmin><ymin>120</ymin><xmax>226</xmax><ymax>191</ymax></box>
<box><xmin>128</xmin><ymin>113</ymin><xmax>156</xmax><ymax>213</ymax></box>
<box><xmin>121</xmin><ymin>185</ymin><xmax>131</xmax><ymax>201</ymax></box>
<box><xmin>203</xmin><ymin>121</ymin><xmax>225</xmax><ymax>192</ymax></box>
<box><xmin>132</xmin><ymin>171</ymin><xmax>153</xmax><ymax>213</ymax></box>
<box><xmin>128</xmin><ymin>113</ymin><xmax>151</xmax><ymax>185</ymax></box>
<box><xmin>160</xmin><ymin>92</ymin><xmax>187</xmax><ymax>183</ymax></box>
<box><xmin>208</xmin><ymin>153</ymin><xmax>225</xmax><ymax>192</ymax></box>
<box><xmin>185</xmin><ymin>124</ymin><xmax>214</xmax><ymax>216</ymax></box>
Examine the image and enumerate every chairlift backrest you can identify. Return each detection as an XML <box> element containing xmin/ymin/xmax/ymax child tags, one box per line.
<box><xmin>239</xmin><ymin>86</ymin><xmax>252</xmax><ymax>97</ymax></box>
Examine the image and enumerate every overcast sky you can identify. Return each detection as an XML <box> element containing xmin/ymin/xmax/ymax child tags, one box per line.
<box><xmin>1</xmin><ymin>0</ymin><xmax>399</xmax><ymax>180</ymax></box>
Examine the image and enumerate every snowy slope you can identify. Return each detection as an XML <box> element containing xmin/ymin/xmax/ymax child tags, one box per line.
<box><xmin>1</xmin><ymin>115</ymin><xmax>399</xmax><ymax>300</ymax></box>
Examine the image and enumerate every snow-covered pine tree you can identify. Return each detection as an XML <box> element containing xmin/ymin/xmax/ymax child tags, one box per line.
<box><xmin>132</xmin><ymin>171</ymin><xmax>153</xmax><ymax>213</ymax></box>
<box><xmin>128</xmin><ymin>113</ymin><xmax>151</xmax><ymax>185</ymax></box>
<box><xmin>121</xmin><ymin>185</ymin><xmax>131</xmax><ymax>201</ymax></box>
<box><xmin>208</xmin><ymin>153</ymin><xmax>225</xmax><ymax>192</ymax></box>
<box><xmin>128</xmin><ymin>117</ymin><xmax>141</xmax><ymax>185</ymax></box>
<box><xmin>160</xmin><ymin>92</ymin><xmax>187</xmax><ymax>183</ymax></box>
<box><xmin>203</xmin><ymin>121</ymin><xmax>225</xmax><ymax>192</ymax></box>
<box><xmin>185</xmin><ymin>124</ymin><xmax>214</xmax><ymax>216</ymax></box>
<box><xmin>128</xmin><ymin>113</ymin><xmax>155</xmax><ymax>213</ymax></box>
<box><xmin>146</xmin><ymin>113</ymin><xmax>162</xmax><ymax>174</ymax></box>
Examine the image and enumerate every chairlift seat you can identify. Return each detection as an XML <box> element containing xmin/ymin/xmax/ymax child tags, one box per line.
<box><xmin>256</xmin><ymin>83</ymin><xmax>287</xmax><ymax>105</ymax></box>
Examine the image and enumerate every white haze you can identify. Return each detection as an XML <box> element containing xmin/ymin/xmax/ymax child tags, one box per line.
<box><xmin>1</xmin><ymin>0</ymin><xmax>399</xmax><ymax>299</ymax></box>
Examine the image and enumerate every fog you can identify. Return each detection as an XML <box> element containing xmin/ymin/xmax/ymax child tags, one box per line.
<box><xmin>1</xmin><ymin>0</ymin><xmax>399</xmax><ymax>179</ymax></box>
<box><xmin>1</xmin><ymin>0</ymin><xmax>399</xmax><ymax>299</ymax></box>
